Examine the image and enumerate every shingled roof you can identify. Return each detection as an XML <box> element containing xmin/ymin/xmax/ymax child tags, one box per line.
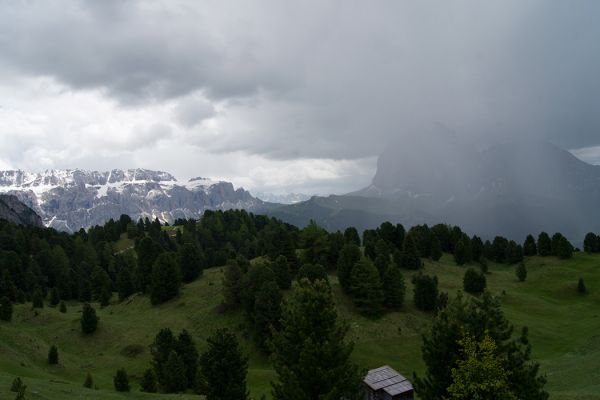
<box><xmin>364</xmin><ymin>365</ymin><xmax>414</xmax><ymax>396</ymax></box>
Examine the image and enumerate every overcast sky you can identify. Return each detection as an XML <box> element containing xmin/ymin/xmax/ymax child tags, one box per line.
<box><xmin>0</xmin><ymin>0</ymin><xmax>599</xmax><ymax>195</ymax></box>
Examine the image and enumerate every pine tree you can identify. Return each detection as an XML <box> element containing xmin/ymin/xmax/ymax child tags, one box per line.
<box><xmin>178</xmin><ymin>242</ymin><xmax>204</xmax><ymax>283</ymax></box>
<box><xmin>49</xmin><ymin>287</ymin><xmax>60</xmax><ymax>307</ymax></box>
<box><xmin>524</xmin><ymin>235</ymin><xmax>538</xmax><ymax>256</ymax></box>
<box><xmin>454</xmin><ymin>238</ymin><xmax>469</xmax><ymax>266</ymax></box>
<box><xmin>350</xmin><ymin>258</ymin><xmax>384</xmax><ymax>316</ymax></box>
<box><xmin>516</xmin><ymin>263</ymin><xmax>527</xmax><ymax>282</ymax></box>
<box><xmin>99</xmin><ymin>287</ymin><xmax>111</xmax><ymax>307</ymax></box>
<box><xmin>430</xmin><ymin>235</ymin><xmax>443</xmax><ymax>261</ymax></box>
<box><xmin>222</xmin><ymin>260</ymin><xmax>244</xmax><ymax>309</ymax></box>
<box><xmin>272</xmin><ymin>255</ymin><xmax>292</xmax><ymax>290</ymax></box>
<box><xmin>584</xmin><ymin>232</ymin><xmax>599</xmax><ymax>253</ymax></box>
<box><xmin>556</xmin><ymin>237</ymin><xmax>573</xmax><ymax>259</ymax></box>
<box><xmin>32</xmin><ymin>289</ymin><xmax>44</xmax><ymax>308</ymax></box>
<box><xmin>80</xmin><ymin>303</ymin><xmax>99</xmax><ymax>334</ymax></box>
<box><xmin>198</xmin><ymin>329</ymin><xmax>249</xmax><ymax>400</ymax></box>
<box><xmin>48</xmin><ymin>345</ymin><xmax>59</xmax><ymax>365</ymax></box>
<box><xmin>253</xmin><ymin>281</ymin><xmax>282</xmax><ymax>350</ymax></box>
<box><xmin>175</xmin><ymin>329</ymin><xmax>199</xmax><ymax>389</ymax></box>
<box><xmin>506</xmin><ymin>241</ymin><xmax>524</xmax><ymax>264</ymax></box>
<box><xmin>162</xmin><ymin>351</ymin><xmax>188</xmax><ymax>393</ymax></box>
<box><xmin>470</xmin><ymin>235</ymin><xmax>484</xmax><ymax>262</ymax></box>
<box><xmin>399</xmin><ymin>233</ymin><xmax>422</xmax><ymax>270</ymax></box>
<box><xmin>412</xmin><ymin>274</ymin><xmax>439</xmax><ymax>312</ymax></box>
<box><xmin>11</xmin><ymin>377</ymin><xmax>24</xmax><ymax>392</ymax></box>
<box><xmin>150</xmin><ymin>252</ymin><xmax>181</xmax><ymax>305</ymax></box>
<box><xmin>578</xmin><ymin>278</ymin><xmax>587</xmax><ymax>294</ymax></box>
<box><xmin>113</xmin><ymin>368</ymin><xmax>130</xmax><ymax>392</ymax></box>
<box><xmin>136</xmin><ymin>236</ymin><xmax>159</xmax><ymax>292</ymax></box>
<box><xmin>537</xmin><ymin>232</ymin><xmax>551</xmax><ymax>256</ymax></box>
<box><xmin>0</xmin><ymin>296</ymin><xmax>12</xmax><ymax>322</ymax></box>
<box><xmin>83</xmin><ymin>372</ymin><xmax>93</xmax><ymax>389</ymax></box>
<box><xmin>271</xmin><ymin>279</ymin><xmax>363</xmax><ymax>400</ymax></box>
<box><xmin>463</xmin><ymin>268</ymin><xmax>486</xmax><ymax>294</ymax></box>
<box><xmin>344</xmin><ymin>227</ymin><xmax>361</xmax><ymax>246</ymax></box>
<box><xmin>59</xmin><ymin>301</ymin><xmax>67</xmax><ymax>313</ymax></box>
<box><xmin>383</xmin><ymin>265</ymin><xmax>405</xmax><ymax>308</ymax></box>
<box><xmin>140</xmin><ymin>368</ymin><xmax>158</xmax><ymax>393</ymax></box>
<box><xmin>151</xmin><ymin>328</ymin><xmax>175</xmax><ymax>389</ymax></box>
<box><xmin>337</xmin><ymin>244</ymin><xmax>362</xmax><ymax>293</ymax></box>
<box><xmin>117</xmin><ymin>266</ymin><xmax>134</xmax><ymax>301</ymax></box>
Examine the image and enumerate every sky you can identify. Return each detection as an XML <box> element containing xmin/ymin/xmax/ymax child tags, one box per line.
<box><xmin>0</xmin><ymin>0</ymin><xmax>599</xmax><ymax>195</ymax></box>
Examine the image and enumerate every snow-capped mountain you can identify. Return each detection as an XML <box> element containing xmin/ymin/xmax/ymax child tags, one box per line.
<box><xmin>254</xmin><ymin>192</ymin><xmax>312</xmax><ymax>204</ymax></box>
<box><xmin>0</xmin><ymin>169</ymin><xmax>271</xmax><ymax>232</ymax></box>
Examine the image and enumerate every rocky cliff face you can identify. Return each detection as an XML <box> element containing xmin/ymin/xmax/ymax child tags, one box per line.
<box><xmin>0</xmin><ymin>194</ymin><xmax>44</xmax><ymax>227</ymax></box>
<box><xmin>0</xmin><ymin>169</ymin><xmax>270</xmax><ymax>232</ymax></box>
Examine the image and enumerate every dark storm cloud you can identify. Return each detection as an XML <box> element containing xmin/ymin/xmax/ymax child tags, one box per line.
<box><xmin>0</xmin><ymin>0</ymin><xmax>599</xmax><ymax>161</ymax></box>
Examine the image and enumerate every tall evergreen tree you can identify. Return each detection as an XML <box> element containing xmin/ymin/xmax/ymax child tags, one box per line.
<box><xmin>150</xmin><ymin>253</ymin><xmax>181</xmax><ymax>305</ymax></box>
<box><xmin>135</xmin><ymin>236</ymin><xmax>159</xmax><ymax>292</ymax></box>
<box><xmin>272</xmin><ymin>255</ymin><xmax>292</xmax><ymax>290</ymax></box>
<box><xmin>198</xmin><ymin>329</ymin><xmax>249</xmax><ymax>400</ymax></box>
<box><xmin>551</xmin><ymin>233</ymin><xmax>564</xmax><ymax>256</ymax></box>
<box><xmin>470</xmin><ymin>235</ymin><xmax>484</xmax><ymax>262</ymax></box>
<box><xmin>163</xmin><ymin>351</ymin><xmax>188</xmax><ymax>393</ymax></box>
<box><xmin>0</xmin><ymin>296</ymin><xmax>12</xmax><ymax>321</ymax></box>
<box><xmin>117</xmin><ymin>265</ymin><xmax>134</xmax><ymax>301</ymax></box>
<box><xmin>505</xmin><ymin>241</ymin><xmax>524</xmax><ymax>264</ymax></box>
<box><xmin>223</xmin><ymin>259</ymin><xmax>244</xmax><ymax>309</ymax></box>
<box><xmin>113</xmin><ymin>368</ymin><xmax>130</xmax><ymax>392</ymax></box>
<box><xmin>151</xmin><ymin>328</ymin><xmax>175</xmax><ymax>389</ymax></box>
<box><xmin>349</xmin><ymin>258</ymin><xmax>384</xmax><ymax>316</ymax></box>
<box><xmin>80</xmin><ymin>303</ymin><xmax>98</xmax><ymax>334</ymax></box>
<box><xmin>175</xmin><ymin>329</ymin><xmax>199</xmax><ymax>389</ymax></box>
<box><xmin>399</xmin><ymin>233</ymin><xmax>422</xmax><ymax>270</ymax></box>
<box><xmin>178</xmin><ymin>242</ymin><xmax>204</xmax><ymax>283</ymax></box>
<box><xmin>383</xmin><ymin>265</ymin><xmax>405</xmax><ymax>308</ymax></box>
<box><xmin>271</xmin><ymin>279</ymin><xmax>363</xmax><ymax>400</ymax></box>
<box><xmin>537</xmin><ymin>232</ymin><xmax>551</xmax><ymax>257</ymax></box>
<box><xmin>516</xmin><ymin>263</ymin><xmax>527</xmax><ymax>282</ymax></box>
<box><xmin>140</xmin><ymin>369</ymin><xmax>158</xmax><ymax>393</ymax></box>
<box><xmin>253</xmin><ymin>281</ymin><xmax>282</xmax><ymax>351</ymax></box>
<box><xmin>48</xmin><ymin>345</ymin><xmax>59</xmax><ymax>365</ymax></box>
<box><xmin>584</xmin><ymin>232</ymin><xmax>599</xmax><ymax>253</ymax></box>
<box><xmin>430</xmin><ymin>235</ymin><xmax>443</xmax><ymax>261</ymax></box>
<box><xmin>412</xmin><ymin>274</ymin><xmax>439</xmax><ymax>312</ymax></box>
<box><xmin>454</xmin><ymin>238</ymin><xmax>469</xmax><ymax>266</ymax></box>
<box><xmin>556</xmin><ymin>237</ymin><xmax>573</xmax><ymax>259</ymax></box>
<box><xmin>463</xmin><ymin>268</ymin><xmax>486</xmax><ymax>294</ymax></box>
<box><xmin>523</xmin><ymin>235</ymin><xmax>538</xmax><ymax>256</ymax></box>
<box><xmin>343</xmin><ymin>227</ymin><xmax>361</xmax><ymax>246</ymax></box>
<box><xmin>337</xmin><ymin>244</ymin><xmax>362</xmax><ymax>293</ymax></box>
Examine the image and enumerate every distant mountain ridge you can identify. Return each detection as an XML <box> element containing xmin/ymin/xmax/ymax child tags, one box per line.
<box><xmin>0</xmin><ymin>194</ymin><xmax>44</xmax><ymax>227</ymax></box>
<box><xmin>0</xmin><ymin>168</ymin><xmax>272</xmax><ymax>232</ymax></box>
<box><xmin>270</xmin><ymin>139</ymin><xmax>600</xmax><ymax>241</ymax></box>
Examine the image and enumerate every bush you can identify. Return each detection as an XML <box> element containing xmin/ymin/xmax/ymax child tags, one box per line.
<box><xmin>516</xmin><ymin>263</ymin><xmax>527</xmax><ymax>282</ymax></box>
<box><xmin>59</xmin><ymin>301</ymin><xmax>67</xmax><ymax>313</ymax></box>
<box><xmin>463</xmin><ymin>268</ymin><xmax>486</xmax><ymax>294</ymax></box>
<box><xmin>578</xmin><ymin>278</ymin><xmax>587</xmax><ymax>294</ymax></box>
<box><xmin>83</xmin><ymin>372</ymin><xmax>93</xmax><ymax>388</ymax></box>
<box><xmin>11</xmin><ymin>377</ymin><xmax>24</xmax><ymax>392</ymax></box>
<box><xmin>48</xmin><ymin>345</ymin><xmax>59</xmax><ymax>365</ymax></box>
<box><xmin>113</xmin><ymin>368</ymin><xmax>130</xmax><ymax>392</ymax></box>
<box><xmin>140</xmin><ymin>368</ymin><xmax>158</xmax><ymax>393</ymax></box>
<box><xmin>80</xmin><ymin>303</ymin><xmax>99</xmax><ymax>334</ymax></box>
<box><xmin>412</xmin><ymin>274</ymin><xmax>439</xmax><ymax>312</ymax></box>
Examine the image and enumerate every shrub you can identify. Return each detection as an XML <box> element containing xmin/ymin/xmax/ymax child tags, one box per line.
<box><xmin>83</xmin><ymin>372</ymin><xmax>93</xmax><ymax>389</ymax></box>
<box><xmin>516</xmin><ymin>263</ymin><xmax>527</xmax><ymax>282</ymax></box>
<box><xmin>59</xmin><ymin>301</ymin><xmax>67</xmax><ymax>313</ymax></box>
<box><xmin>11</xmin><ymin>377</ymin><xmax>24</xmax><ymax>392</ymax></box>
<box><xmin>140</xmin><ymin>368</ymin><xmax>158</xmax><ymax>393</ymax></box>
<box><xmin>412</xmin><ymin>274</ymin><xmax>439</xmax><ymax>312</ymax></box>
<box><xmin>80</xmin><ymin>303</ymin><xmax>99</xmax><ymax>334</ymax></box>
<box><xmin>578</xmin><ymin>278</ymin><xmax>587</xmax><ymax>294</ymax></box>
<box><xmin>113</xmin><ymin>368</ymin><xmax>130</xmax><ymax>392</ymax></box>
<box><xmin>48</xmin><ymin>345</ymin><xmax>59</xmax><ymax>365</ymax></box>
<box><xmin>463</xmin><ymin>268</ymin><xmax>486</xmax><ymax>294</ymax></box>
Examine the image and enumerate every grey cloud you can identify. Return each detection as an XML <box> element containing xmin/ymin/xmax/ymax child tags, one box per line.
<box><xmin>174</xmin><ymin>95</ymin><xmax>215</xmax><ymax>128</ymax></box>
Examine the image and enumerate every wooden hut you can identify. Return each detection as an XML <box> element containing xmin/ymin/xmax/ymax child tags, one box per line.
<box><xmin>363</xmin><ymin>365</ymin><xmax>414</xmax><ymax>400</ymax></box>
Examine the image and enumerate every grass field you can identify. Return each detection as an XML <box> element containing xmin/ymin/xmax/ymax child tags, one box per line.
<box><xmin>1</xmin><ymin>253</ymin><xmax>599</xmax><ymax>399</ymax></box>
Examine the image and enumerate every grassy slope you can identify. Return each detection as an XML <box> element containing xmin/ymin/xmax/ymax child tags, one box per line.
<box><xmin>1</xmin><ymin>253</ymin><xmax>600</xmax><ymax>399</ymax></box>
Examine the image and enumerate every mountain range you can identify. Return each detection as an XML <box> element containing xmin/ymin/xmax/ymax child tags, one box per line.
<box><xmin>0</xmin><ymin>169</ymin><xmax>271</xmax><ymax>232</ymax></box>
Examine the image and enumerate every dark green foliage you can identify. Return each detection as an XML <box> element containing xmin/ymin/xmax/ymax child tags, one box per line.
<box><xmin>344</xmin><ymin>227</ymin><xmax>361</xmax><ymax>246</ymax></box>
<box><xmin>506</xmin><ymin>240</ymin><xmax>524</xmax><ymax>264</ymax></box>
<box><xmin>83</xmin><ymin>372</ymin><xmax>93</xmax><ymax>389</ymax></box>
<box><xmin>113</xmin><ymin>368</ymin><xmax>130</xmax><ymax>392</ymax></box>
<box><xmin>271</xmin><ymin>279</ymin><xmax>363</xmax><ymax>400</ymax></box>
<box><xmin>399</xmin><ymin>233</ymin><xmax>422</xmax><ymax>270</ymax></box>
<box><xmin>14</xmin><ymin>383</ymin><xmax>26</xmax><ymax>400</ymax></box>
<box><xmin>150</xmin><ymin>252</ymin><xmax>181</xmax><ymax>305</ymax></box>
<box><xmin>253</xmin><ymin>281</ymin><xmax>282</xmax><ymax>350</ymax></box>
<box><xmin>350</xmin><ymin>258</ymin><xmax>384</xmax><ymax>316</ymax></box>
<box><xmin>516</xmin><ymin>263</ymin><xmax>527</xmax><ymax>282</ymax></box>
<box><xmin>11</xmin><ymin>377</ymin><xmax>24</xmax><ymax>392</ymax></box>
<box><xmin>49</xmin><ymin>287</ymin><xmax>60</xmax><ymax>307</ymax></box>
<box><xmin>80</xmin><ymin>303</ymin><xmax>98</xmax><ymax>334</ymax></box>
<box><xmin>492</xmin><ymin>236</ymin><xmax>509</xmax><ymax>263</ymax></box>
<box><xmin>32</xmin><ymin>289</ymin><xmax>44</xmax><ymax>308</ymax></box>
<box><xmin>556</xmin><ymin>237</ymin><xmax>573</xmax><ymax>259</ymax></box>
<box><xmin>430</xmin><ymin>235</ymin><xmax>443</xmax><ymax>261</ymax></box>
<box><xmin>140</xmin><ymin>369</ymin><xmax>158</xmax><ymax>393</ymax></box>
<box><xmin>163</xmin><ymin>351</ymin><xmax>188</xmax><ymax>392</ymax></box>
<box><xmin>412</xmin><ymin>274</ymin><xmax>439</xmax><ymax>312</ymax></box>
<box><xmin>578</xmin><ymin>278</ymin><xmax>586</xmax><ymax>294</ymax></box>
<box><xmin>272</xmin><ymin>255</ymin><xmax>292</xmax><ymax>290</ymax></box>
<box><xmin>90</xmin><ymin>266</ymin><xmax>111</xmax><ymax>302</ymax></box>
<box><xmin>175</xmin><ymin>329</ymin><xmax>199</xmax><ymax>387</ymax></box>
<box><xmin>584</xmin><ymin>232</ymin><xmax>599</xmax><ymax>253</ymax></box>
<box><xmin>48</xmin><ymin>345</ymin><xmax>59</xmax><ymax>365</ymax></box>
<box><xmin>470</xmin><ymin>235</ymin><xmax>484</xmax><ymax>262</ymax></box>
<box><xmin>551</xmin><ymin>233</ymin><xmax>564</xmax><ymax>256</ymax></box>
<box><xmin>0</xmin><ymin>296</ymin><xmax>12</xmax><ymax>321</ymax></box>
<box><xmin>198</xmin><ymin>329</ymin><xmax>249</xmax><ymax>400</ymax></box>
<box><xmin>453</xmin><ymin>237</ymin><xmax>471</xmax><ymax>266</ymax></box>
<box><xmin>178</xmin><ymin>242</ymin><xmax>204</xmax><ymax>283</ymax></box>
<box><xmin>463</xmin><ymin>268</ymin><xmax>487</xmax><ymax>294</ymax></box>
<box><xmin>537</xmin><ymin>232</ymin><xmax>552</xmax><ymax>256</ymax></box>
<box><xmin>135</xmin><ymin>236</ymin><xmax>159</xmax><ymax>292</ymax></box>
<box><xmin>99</xmin><ymin>287</ymin><xmax>111</xmax><ymax>307</ymax></box>
<box><xmin>414</xmin><ymin>292</ymin><xmax>548</xmax><ymax>400</ymax></box>
<box><xmin>337</xmin><ymin>244</ymin><xmax>362</xmax><ymax>293</ymax></box>
<box><xmin>383</xmin><ymin>265</ymin><xmax>405</xmax><ymax>308</ymax></box>
<box><xmin>59</xmin><ymin>301</ymin><xmax>67</xmax><ymax>313</ymax></box>
<box><xmin>116</xmin><ymin>265</ymin><xmax>134</xmax><ymax>301</ymax></box>
<box><xmin>297</xmin><ymin>263</ymin><xmax>328</xmax><ymax>283</ymax></box>
<box><xmin>151</xmin><ymin>328</ymin><xmax>175</xmax><ymax>389</ymax></box>
<box><xmin>524</xmin><ymin>235</ymin><xmax>538</xmax><ymax>256</ymax></box>
<box><xmin>223</xmin><ymin>259</ymin><xmax>244</xmax><ymax>308</ymax></box>
<box><xmin>241</xmin><ymin>262</ymin><xmax>277</xmax><ymax>317</ymax></box>
<box><xmin>479</xmin><ymin>258</ymin><xmax>488</xmax><ymax>274</ymax></box>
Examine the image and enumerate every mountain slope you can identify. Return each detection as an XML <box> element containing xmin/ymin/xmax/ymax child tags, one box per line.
<box><xmin>0</xmin><ymin>169</ymin><xmax>273</xmax><ymax>232</ymax></box>
<box><xmin>0</xmin><ymin>194</ymin><xmax>43</xmax><ymax>227</ymax></box>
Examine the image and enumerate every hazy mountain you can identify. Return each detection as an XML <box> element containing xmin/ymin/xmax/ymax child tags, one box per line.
<box><xmin>271</xmin><ymin>138</ymin><xmax>600</xmax><ymax>241</ymax></box>
<box><xmin>0</xmin><ymin>169</ymin><xmax>272</xmax><ymax>232</ymax></box>
<box><xmin>0</xmin><ymin>194</ymin><xmax>43</xmax><ymax>227</ymax></box>
<box><xmin>254</xmin><ymin>192</ymin><xmax>312</xmax><ymax>204</ymax></box>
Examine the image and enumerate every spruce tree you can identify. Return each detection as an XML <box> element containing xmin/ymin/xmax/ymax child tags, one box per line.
<box><xmin>556</xmin><ymin>237</ymin><xmax>573</xmax><ymax>259</ymax></box>
<box><xmin>297</xmin><ymin>263</ymin><xmax>328</xmax><ymax>283</ymax></box>
<box><xmin>430</xmin><ymin>235</ymin><xmax>443</xmax><ymax>261</ymax></box>
<box><xmin>454</xmin><ymin>238</ymin><xmax>469</xmax><ymax>266</ymax></box>
<box><xmin>412</xmin><ymin>274</ymin><xmax>439</xmax><ymax>312</ymax></box>
<box><xmin>344</xmin><ymin>227</ymin><xmax>361</xmax><ymax>246</ymax></box>
<box><xmin>178</xmin><ymin>242</ymin><xmax>204</xmax><ymax>283</ymax></box>
<box><xmin>11</xmin><ymin>377</ymin><xmax>24</xmax><ymax>392</ymax></box>
<box><xmin>175</xmin><ymin>329</ymin><xmax>199</xmax><ymax>389</ymax></box>
<box><xmin>383</xmin><ymin>265</ymin><xmax>405</xmax><ymax>308</ymax></box>
<box><xmin>400</xmin><ymin>233</ymin><xmax>422</xmax><ymax>270</ymax></box>
<box><xmin>272</xmin><ymin>255</ymin><xmax>292</xmax><ymax>290</ymax></box>
<box><xmin>584</xmin><ymin>232</ymin><xmax>599</xmax><ymax>253</ymax></box>
<box><xmin>337</xmin><ymin>244</ymin><xmax>362</xmax><ymax>293</ymax></box>
<box><xmin>151</xmin><ymin>328</ymin><xmax>175</xmax><ymax>389</ymax></box>
<box><xmin>506</xmin><ymin>241</ymin><xmax>524</xmax><ymax>264</ymax></box>
<box><xmin>117</xmin><ymin>266</ymin><xmax>134</xmax><ymax>301</ymax></box>
<box><xmin>0</xmin><ymin>296</ymin><xmax>12</xmax><ymax>322</ymax></box>
<box><xmin>470</xmin><ymin>235</ymin><xmax>484</xmax><ymax>262</ymax></box>
<box><xmin>83</xmin><ymin>372</ymin><xmax>93</xmax><ymax>389</ymax></box>
<box><xmin>551</xmin><ymin>233</ymin><xmax>564</xmax><ymax>256</ymax></box>
<box><xmin>48</xmin><ymin>345</ymin><xmax>59</xmax><ymax>365</ymax></box>
<box><xmin>140</xmin><ymin>369</ymin><xmax>158</xmax><ymax>393</ymax></box>
<box><xmin>271</xmin><ymin>279</ymin><xmax>363</xmax><ymax>400</ymax></box>
<box><xmin>80</xmin><ymin>303</ymin><xmax>99</xmax><ymax>334</ymax></box>
<box><xmin>578</xmin><ymin>278</ymin><xmax>587</xmax><ymax>294</ymax></box>
<box><xmin>222</xmin><ymin>259</ymin><xmax>244</xmax><ymax>309</ymax></box>
<box><xmin>113</xmin><ymin>368</ymin><xmax>130</xmax><ymax>392</ymax></box>
<box><xmin>32</xmin><ymin>289</ymin><xmax>44</xmax><ymax>308</ymax></box>
<box><xmin>49</xmin><ymin>287</ymin><xmax>60</xmax><ymax>307</ymax></box>
<box><xmin>463</xmin><ymin>268</ymin><xmax>486</xmax><ymax>294</ymax></box>
<box><xmin>524</xmin><ymin>235</ymin><xmax>538</xmax><ymax>256</ymax></box>
<box><xmin>99</xmin><ymin>287</ymin><xmax>111</xmax><ymax>307</ymax></box>
<box><xmin>516</xmin><ymin>263</ymin><xmax>527</xmax><ymax>282</ymax></box>
<box><xmin>162</xmin><ymin>351</ymin><xmax>188</xmax><ymax>393</ymax></box>
<box><xmin>537</xmin><ymin>232</ymin><xmax>551</xmax><ymax>256</ymax></box>
<box><xmin>150</xmin><ymin>252</ymin><xmax>181</xmax><ymax>305</ymax></box>
<box><xmin>136</xmin><ymin>236</ymin><xmax>159</xmax><ymax>292</ymax></box>
<box><xmin>253</xmin><ymin>281</ymin><xmax>282</xmax><ymax>350</ymax></box>
<box><xmin>198</xmin><ymin>329</ymin><xmax>249</xmax><ymax>400</ymax></box>
<box><xmin>350</xmin><ymin>258</ymin><xmax>384</xmax><ymax>316</ymax></box>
